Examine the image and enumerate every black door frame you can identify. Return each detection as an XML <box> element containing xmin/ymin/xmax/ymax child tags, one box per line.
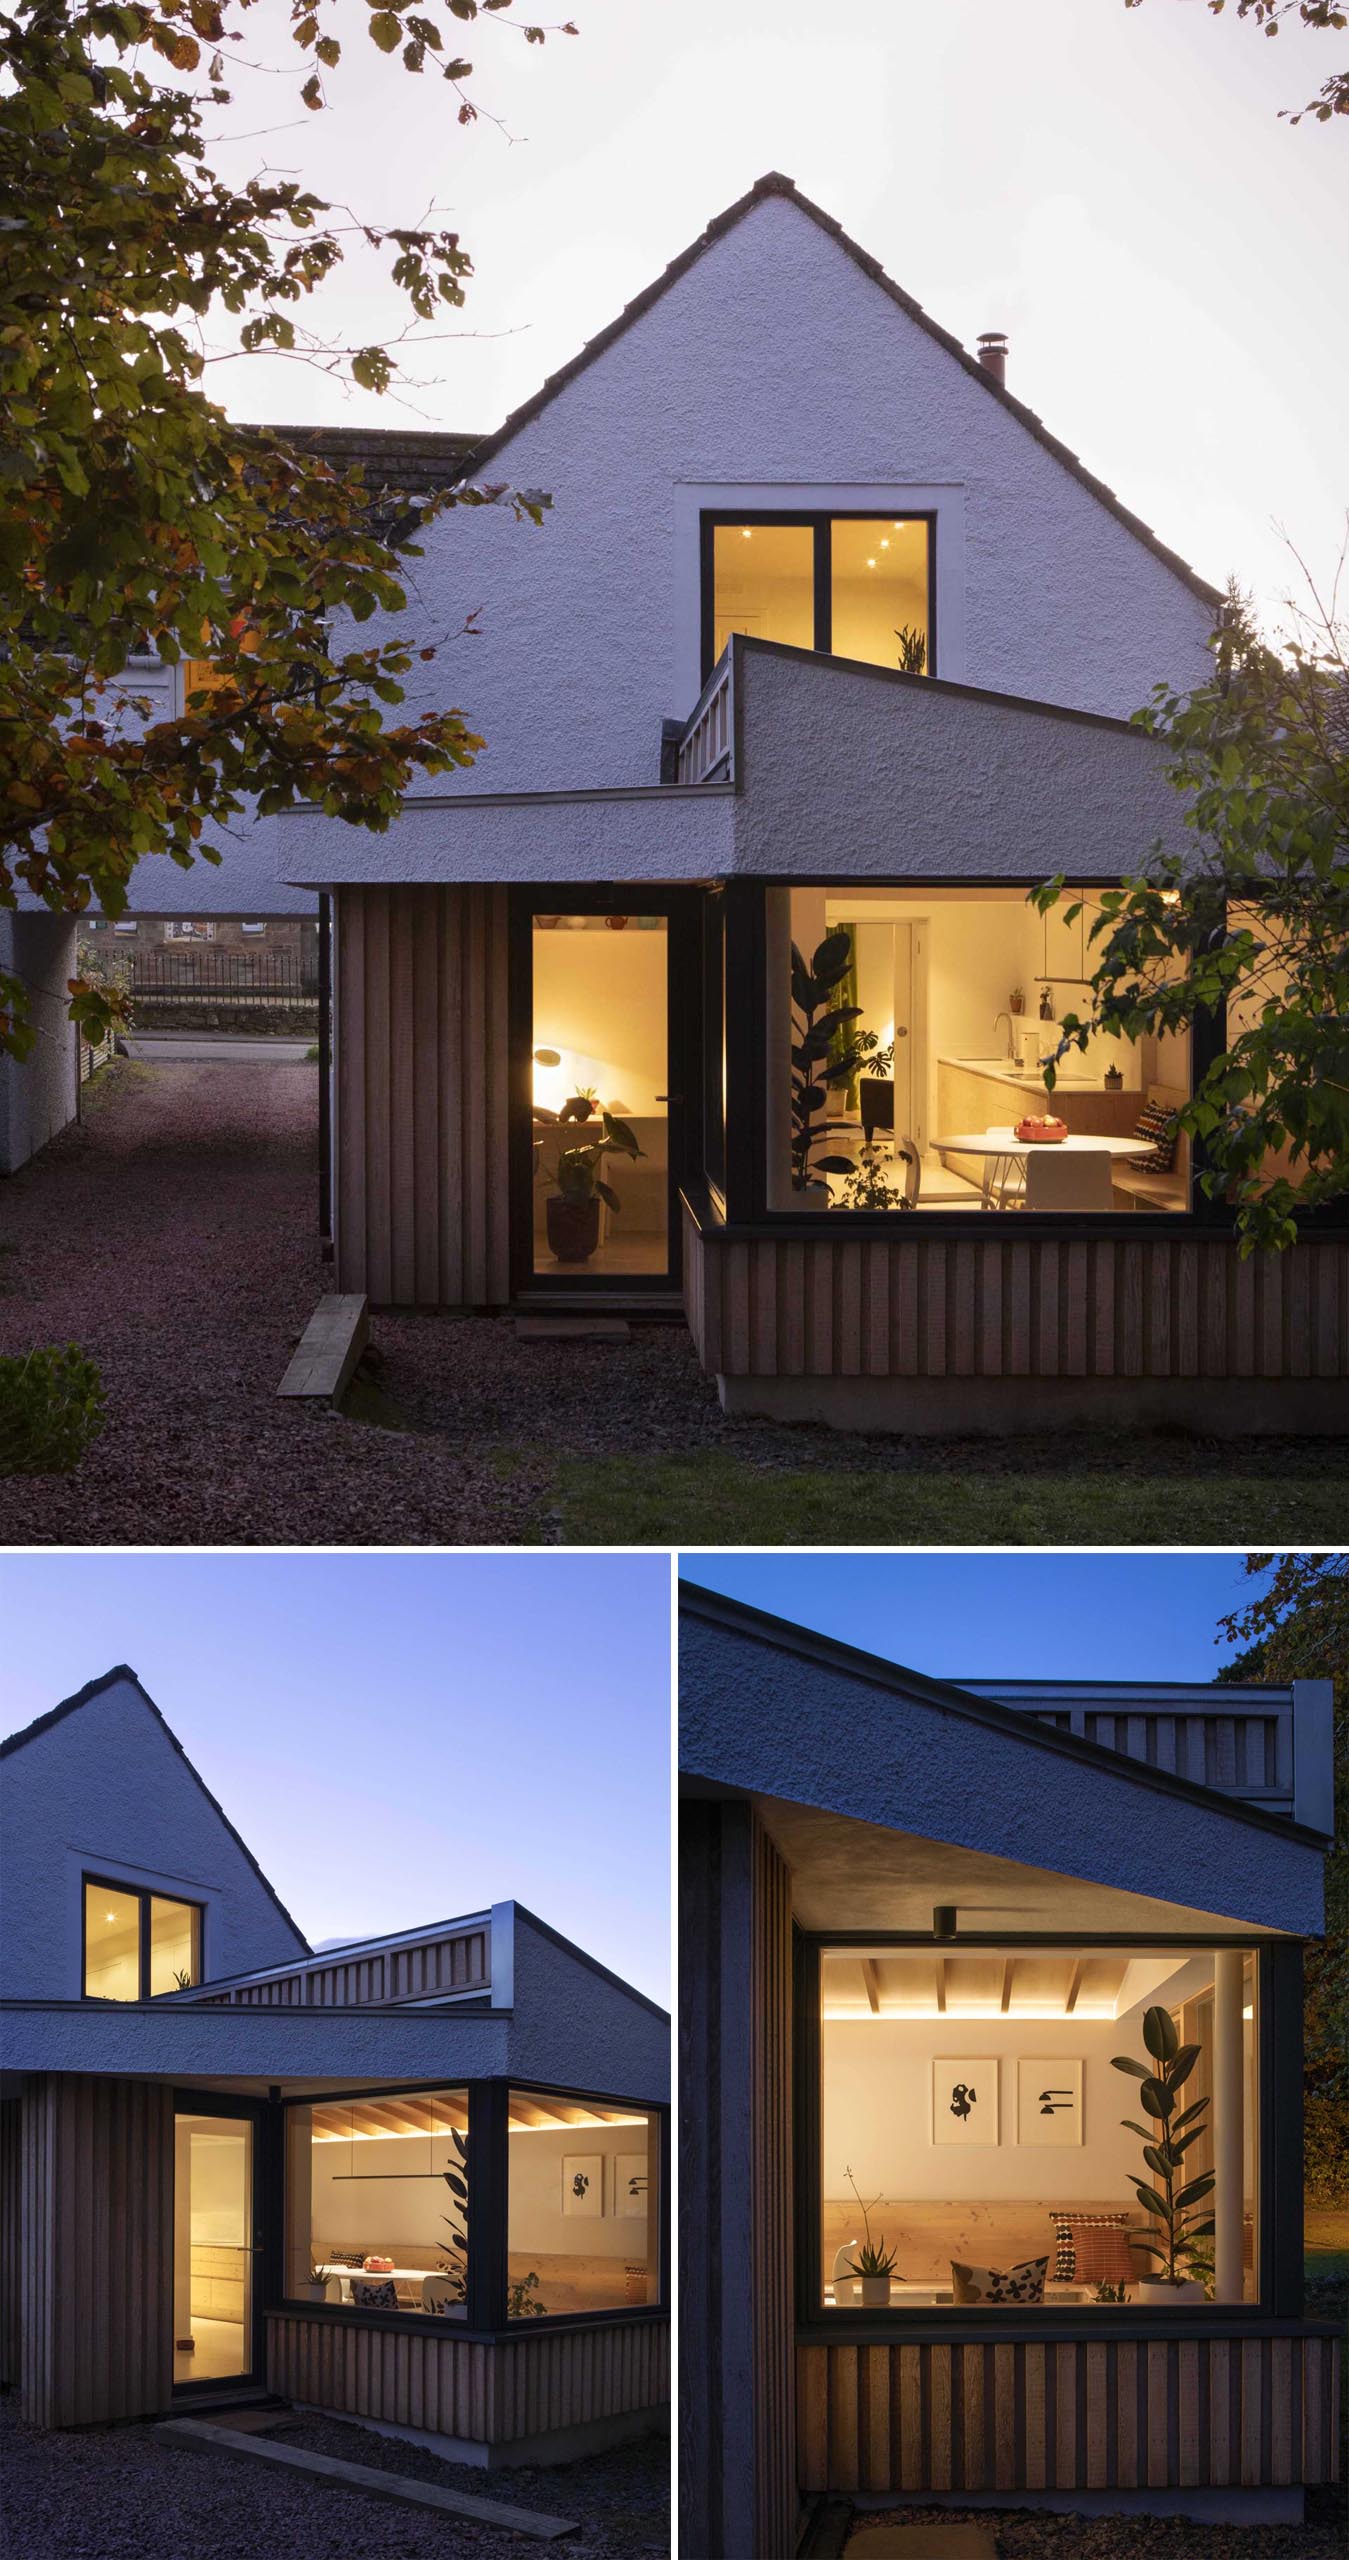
<box><xmin>507</xmin><ymin>886</ymin><xmax>704</xmax><ymax>1299</ymax></box>
<box><xmin>169</xmin><ymin>2090</ymin><xmax>268</xmax><ymax>2398</ymax></box>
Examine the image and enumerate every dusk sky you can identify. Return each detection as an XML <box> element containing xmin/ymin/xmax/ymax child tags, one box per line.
<box><xmin>217</xmin><ymin>0</ymin><xmax>1347</xmax><ymax>635</ymax></box>
<box><xmin>680</xmin><ymin>1549</ymin><xmax>1269</xmax><ymax>1680</ymax></box>
<box><xmin>0</xmin><ymin>1553</ymin><xmax>672</xmax><ymax>2005</ymax></box>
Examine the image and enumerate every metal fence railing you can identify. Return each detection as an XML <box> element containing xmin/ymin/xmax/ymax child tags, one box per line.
<box><xmin>129</xmin><ymin>949</ymin><xmax>319</xmax><ymax>1001</ymax></box>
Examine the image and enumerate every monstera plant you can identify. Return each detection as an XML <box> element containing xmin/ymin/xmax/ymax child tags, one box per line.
<box><xmin>1111</xmin><ymin>2005</ymin><xmax>1215</xmax><ymax>2296</ymax></box>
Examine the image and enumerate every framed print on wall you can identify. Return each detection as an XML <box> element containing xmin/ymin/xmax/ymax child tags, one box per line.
<box><xmin>932</xmin><ymin>2059</ymin><xmax>999</xmax><ymax>2146</ymax></box>
<box><xmin>613</xmin><ymin>2153</ymin><xmax>648</xmax><ymax>2218</ymax></box>
<box><xmin>562</xmin><ymin>2153</ymin><xmax>604</xmax><ymax>2216</ymax></box>
<box><xmin>1016</xmin><ymin>2058</ymin><xmax>1084</xmax><ymax>2145</ymax></box>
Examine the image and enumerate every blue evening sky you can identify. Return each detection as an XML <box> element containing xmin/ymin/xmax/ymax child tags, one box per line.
<box><xmin>680</xmin><ymin>1552</ymin><xmax>1268</xmax><ymax>1683</ymax></box>
<box><xmin>0</xmin><ymin>1552</ymin><xmax>672</xmax><ymax>2005</ymax></box>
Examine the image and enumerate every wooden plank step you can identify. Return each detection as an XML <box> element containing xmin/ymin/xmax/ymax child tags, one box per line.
<box><xmin>157</xmin><ymin>2420</ymin><xmax>580</xmax><ymax>2539</ymax></box>
<box><xmin>277</xmin><ymin>1294</ymin><xmax>369</xmax><ymax>1403</ymax></box>
<box><xmin>514</xmin><ymin>1317</ymin><xmax>631</xmax><ymax>1341</ymax></box>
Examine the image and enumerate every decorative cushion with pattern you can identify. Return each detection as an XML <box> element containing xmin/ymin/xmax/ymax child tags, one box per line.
<box><xmin>1133</xmin><ymin>1099</ymin><xmax>1178</xmax><ymax>1173</ymax></box>
<box><xmin>1050</xmin><ymin>2213</ymin><xmax>1134</xmax><ymax>2286</ymax></box>
<box><xmin>326</xmin><ymin>2248</ymin><xmax>366</xmax><ymax>2268</ymax></box>
<box><xmin>951</xmin><ymin>2256</ymin><xmax>1048</xmax><ymax>2305</ymax></box>
<box><xmin>351</xmin><ymin>2278</ymin><xmax>398</xmax><ymax>2309</ymax></box>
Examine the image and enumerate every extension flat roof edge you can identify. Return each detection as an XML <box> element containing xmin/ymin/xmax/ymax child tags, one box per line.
<box><xmin>0</xmin><ymin>1668</ymin><xmax>312</xmax><ymax>1955</ymax></box>
<box><xmin>677</xmin><ymin>1583</ymin><xmax>1332</xmax><ymax>1847</ymax></box>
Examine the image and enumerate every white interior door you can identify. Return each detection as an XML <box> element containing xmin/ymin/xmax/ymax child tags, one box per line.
<box><xmin>891</xmin><ymin>922</ymin><xmax>914</xmax><ymax>1144</ymax></box>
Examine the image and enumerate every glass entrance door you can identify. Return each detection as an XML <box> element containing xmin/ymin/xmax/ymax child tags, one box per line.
<box><xmin>520</xmin><ymin>899</ymin><xmax>693</xmax><ymax>1289</ymax></box>
<box><xmin>173</xmin><ymin>2107</ymin><xmax>259</xmax><ymax>2389</ymax></box>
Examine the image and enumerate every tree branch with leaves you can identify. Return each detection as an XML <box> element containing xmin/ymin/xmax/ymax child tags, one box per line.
<box><xmin>0</xmin><ymin>0</ymin><xmax>577</xmax><ymax>1057</ymax></box>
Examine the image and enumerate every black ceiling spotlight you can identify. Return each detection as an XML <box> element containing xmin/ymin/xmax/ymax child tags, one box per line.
<box><xmin>933</xmin><ymin>1906</ymin><xmax>957</xmax><ymax>1940</ymax></box>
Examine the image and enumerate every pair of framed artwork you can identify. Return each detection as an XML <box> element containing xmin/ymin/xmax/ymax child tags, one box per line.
<box><xmin>933</xmin><ymin>2057</ymin><xmax>1083</xmax><ymax>2147</ymax></box>
<box><xmin>561</xmin><ymin>2151</ymin><xmax>650</xmax><ymax>2217</ymax></box>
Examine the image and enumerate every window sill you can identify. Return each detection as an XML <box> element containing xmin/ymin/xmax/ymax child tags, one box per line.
<box><xmin>271</xmin><ymin>2298</ymin><xmax>667</xmax><ymax>2340</ymax></box>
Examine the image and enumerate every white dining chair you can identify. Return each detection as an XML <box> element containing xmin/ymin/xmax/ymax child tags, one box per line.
<box><xmin>1022</xmin><ymin>1149</ymin><xmax>1115</xmax><ymax>1211</ymax></box>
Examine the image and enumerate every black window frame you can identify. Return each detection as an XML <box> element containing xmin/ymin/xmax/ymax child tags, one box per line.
<box><xmin>707</xmin><ymin>875</ymin><xmax>1237</xmax><ymax>1239</ymax></box>
<box><xmin>794</xmin><ymin>1931</ymin><xmax>1303</xmax><ymax>2342</ymax></box>
<box><xmin>276</xmin><ymin>2076</ymin><xmax>670</xmax><ymax>2340</ymax></box>
<box><xmin>700</xmin><ymin>508</ymin><xmax>939</xmax><ymax>685</ymax></box>
<box><xmin>81</xmin><ymin>1871</ymin><xmax>204</xmax><ymax>2001</ymax></box>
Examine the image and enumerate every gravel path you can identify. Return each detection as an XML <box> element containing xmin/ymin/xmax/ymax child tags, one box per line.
<box><xmin>0</xmin><ymin>2394</ymin><xmax>668</xmax><ymax>2559</ymax></box>
<box><xmin>847</xmin><ymin>2490</ymin><xmax>1347</xmax><ymax>2558</ymax></box>
<box><xmin>1</xmin><ymin>1058</ymin><xmax>1342</xmax><ymax>1545</ymax></box>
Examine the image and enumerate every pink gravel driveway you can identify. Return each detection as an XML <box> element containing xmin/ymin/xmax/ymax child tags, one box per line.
<box><xmin>0</xmin><ymin>1058</ymin><xmax>567</xmax><ymax>1545</ymax></box>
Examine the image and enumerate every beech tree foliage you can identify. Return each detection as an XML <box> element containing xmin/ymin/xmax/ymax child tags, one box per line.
<box><xmin>1035</xmin><ymin>586</ymin><xmax>1349</xmax><ymax>1255</ymax></box>
<box><xmin>0</xmin><ymin>1</ymin><xmax>576</xmax><ymax>1057</ymax></box>
<box><xmin>1125</xmin><ymin>0</ymin><xmax>1348</xmax><ymax>124</ymax></box>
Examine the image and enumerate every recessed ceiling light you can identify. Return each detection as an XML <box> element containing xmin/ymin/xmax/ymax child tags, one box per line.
<box><xmin>741</xmin><ymin>528</ymin><xmax>752</xmax><ymax>540</ymax></box>
<box><xmin>880</xmin><ymin>539</ymin><xmax>890</xmax><ymax>549</ymax></box>
<box><xmin>866</xmin><ymin>558</ymin><xmax>876</xmax><ymax>569</ymax></box>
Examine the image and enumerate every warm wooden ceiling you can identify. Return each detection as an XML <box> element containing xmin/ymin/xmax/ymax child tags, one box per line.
<box><xmin>309</xmin><ymin>2092</ymin><xmax>645</xmax><ymax>2141</ymax></box>
<box><xmin>821</xmin><ymin>1950</ymin><xmax>1146</xmax><ymax>2020</ymax></box>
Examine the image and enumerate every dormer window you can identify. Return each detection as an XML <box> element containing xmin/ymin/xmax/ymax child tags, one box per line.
<box><xmin>82</xmin><ymin>1876</ymin><xmax>202</xmax><ymax>1999</ymax></box>
<box><xmin>702</xmin><ymin>511</ymin><xmax>933</xmax><ymax>681</ymax></box>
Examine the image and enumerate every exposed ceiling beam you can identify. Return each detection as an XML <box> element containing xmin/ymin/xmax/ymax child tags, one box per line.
<box><xmin>1000</xmin><ymin>1958</ymin><xmax>1012</xmax><ymax>2015</ymax></box>
<box><xmin>935</xmin><ymin>1958</ymin><xmax>946</xmax><ymax>2016</ymax></box>
<box><xmin>1064</xmin><ymin>1960</ymin><xmax>1084</xmax><ymax>2016</ymax></box>
<box><xmin>862</xmin><ymin>1959</ymin><xmax>881</xmax><ymax>2016</ymax></box>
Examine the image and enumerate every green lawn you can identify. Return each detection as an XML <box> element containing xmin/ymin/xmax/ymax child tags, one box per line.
<box><xmin>548</xmin><ymin>1451</ymin><xmax>1349</xmax><ymax>1546</ymax></box>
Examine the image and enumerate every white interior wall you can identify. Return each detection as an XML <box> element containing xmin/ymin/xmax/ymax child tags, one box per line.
<box><xmin>508</xmin><ymin>2120</ymin><xmax>648</xmax><ymax>2262</ymax></box>
<box><xmin>311</xmin><ymin>2133</ymin><xmax>460</xmax><ymax>2255</ymax></box>
<box><xmin>532</xmin><ymin>925</ymin><xmax>667</xmax><ymax>1114</ymax></box>
<box><xmin>187</xmin><ymin>2127</ymin><xmax>248</xmax><ymax>2247</ymax></box>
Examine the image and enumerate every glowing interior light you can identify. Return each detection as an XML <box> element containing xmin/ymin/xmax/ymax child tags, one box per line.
<box><xmin>741</xmin><ymin>528</ymin><xmax>753</xmax><ymax>540</ymax></box>
<box><xmin>880</xmin><ymin>538</ymin><xmax>890</xmax><ymax>549</ymax></box>
<box><xmin>866</xmin><ymin>558</ymin><xmax>876</xmax><ymax>569</ymax></box>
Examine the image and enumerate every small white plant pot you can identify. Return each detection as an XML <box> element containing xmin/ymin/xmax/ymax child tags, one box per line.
<box><xmin>1136</xmin><ymin>2278</ymin><xmax>1204</xmax><ymax>2306</ymax></box>
<box><xmin>859</xmin><ymin>2275</ymin><xmax>891</xmax><ymax>2308</ymax></box>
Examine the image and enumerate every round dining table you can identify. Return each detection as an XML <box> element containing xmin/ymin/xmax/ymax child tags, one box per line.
<box><xmin>931</xmin><ymin>1128</ymin><xmax>1151</xmax><ymax>1208</ymax></box>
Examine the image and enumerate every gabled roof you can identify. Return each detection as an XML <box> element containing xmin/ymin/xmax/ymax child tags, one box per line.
<box><xmin>679</xmin><ymin>1585</ymin><xmax>1327</xmax><ymax>1849</ymax></box>
<box><xmin>0</xmin><ymin>1667</ymin><xmax>311</xmax><ymax>1955</ymax></box>
<box><xmin>464</xmin><ymin>171</ymin><xmax>1222</xmax><ymax>610</ymax></box>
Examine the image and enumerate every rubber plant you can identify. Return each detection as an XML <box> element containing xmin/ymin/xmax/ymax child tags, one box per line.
<box><xmin>440</xmin><ymin>2126</ymin><xmax>470</xmax><ymax>2302</ymax></box>
<box><xmin>790</xmin><ymin>930</ymin><xmax>866</xmax><ymax>1193</ymax></box>
<box><xmin>1110</xmin><ymin>2004</ymin><xmax>1215</xmax><ymax>2284</ymax></box>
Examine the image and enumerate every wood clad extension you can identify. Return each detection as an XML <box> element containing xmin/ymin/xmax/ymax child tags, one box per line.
<box><xmin>685</xmin><ymin>1217</ymin><xmax>1349</xmax><ymax>1384</ymax></box>
<box><xmin>796</xmin><ymin>2333</ymin><xmax>1342</xmax><ymax>2494</ymax></box>
<box><xmin>19</xmin><ymin>2075</ymin><xmax>174</xmax><ymax>2427</ymax></box>
<box><xmin>265</xmin><ymin>2311</ymin><xmax>669</xmax><ymax>2444</ymax></box>
<box><xmin>335</xmin><ymin>885</ymin><xmax>510</xmax><ymax>1306</ymax></box>
<box><xmin>193</xmin><ymin>1920</ymin><xmax>490</xmax><ymax>2007</ymax></box>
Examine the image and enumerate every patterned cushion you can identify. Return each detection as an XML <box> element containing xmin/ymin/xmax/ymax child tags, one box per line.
<box><xmin>351</xmin><ymin>2278</ymin><xmax>398</xmax><ymax>2309</ymax></box>
<box><xmin>951</xmin><ymin>2256</ymin><xmax>1048</xmax><ymax>2305</ymax></box>
<box><xmin>1050</xmin><ymin>2213</ymin><xmax>1134</xmax><ymax>2286</ymax></box>
<box><xmin>1133</xmin><ymin>1099</ymin><xmax>1178</xmax><ymax>1173</ymax></box>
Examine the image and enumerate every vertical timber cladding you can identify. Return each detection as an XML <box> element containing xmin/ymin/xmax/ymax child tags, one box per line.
<box><xmin>264</xmin><ymin>2312</ymin><xmax>670</xmax><ymax>2443</ymax></box>
<box><xmin>334</xmin><ymin>885</ymin><xmax>511</xmax><ymax>1307</ymax></box>
<box><xmin>19</xmin><ymin>2075</ymin><xmax>174</xmax><ymax>2426</ymax></box>
<box><xmin>796</xmin><ymin>2335</ymin><xmax>1342</xmax><ymax>2495</ymax></box>
<box><xmin>684</xmin><ymin>1221</ymin><xmax>1349</xmax><ymax>1383</ymax></box>
<box><xmin>0</xmin><ymin>2095</ymin><xmax>19</xmax><ymax>2389</ymax></box>
<box><xmin>679</xmin><ymin>1801</ymin><xmax>798</xmax><ymax>2560</ymax></box>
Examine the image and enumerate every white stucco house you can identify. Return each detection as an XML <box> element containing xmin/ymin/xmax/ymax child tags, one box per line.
<box><xmin>679</xmin><ymin>1580</ymin><xmax>1340</xmax><ymax>2554</ymax></box>
<box><xmin>8</xmin><ymin>173</ymin><xmax>1345</xmax><ymax>1418</ymax></box>
<box><xmin>0</xmin><ymin>1667</ymin><xmax>669</xmax><ymax>2457</ymax></box>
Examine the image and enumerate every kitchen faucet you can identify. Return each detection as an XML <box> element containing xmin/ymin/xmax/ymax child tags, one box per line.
<box><xmin>993</xmin><ymin>1010</ymin><xmax>1015</xmax><ymax>1063</ymax></box>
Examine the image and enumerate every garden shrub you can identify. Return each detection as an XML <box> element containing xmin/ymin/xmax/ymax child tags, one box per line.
<box><xmin>0</xmin><ymin>1345</ymin><xmax>106</xmax><ymax>1474</ymax></box>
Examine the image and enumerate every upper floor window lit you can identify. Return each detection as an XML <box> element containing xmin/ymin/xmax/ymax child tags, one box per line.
<box><xmin>703</xmin><ymin>512</ymin><xmax>933</xmax><ymax>681</ymax></box>
<box><xmin>83</xmin><ymin>1877</ymin><xmax>202</xmax><ymax>1999</ymax></box>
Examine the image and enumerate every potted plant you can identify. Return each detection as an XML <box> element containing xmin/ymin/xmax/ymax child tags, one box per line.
<box><xmin>560</xmin><ymin>1081</ymin><xmax>599</xmax><ymax>1123</ymax></box>
<box><xmin>790</xmin><ymin>931</ymin><xmax>867</xmax><ymax>1200</ymax></box>
<box><xmin>507</xmin><ymin>2270</ymin><xmax>548</xmax><ymax>2319</ymax></box>
<box><xmin>842</xmin><ymin>2165</ymin><xmax>901</xmax><ymax>2307</ymax></box>
<box><xmin>543</xmin><ymin>1113</ymin><xmax>643</xmax><ymax>1262</ymax></box>
<box><xmin>1111</xmin><ymin>2004</ymin><xmax>1214</xmax><ymax>2303</ymax></box>
<box><xmin>303</xmin><ymin>2256</ymin><xmax>332</xmax><ymax>2304</ymax></box>
<box><xmin>894</xmin><ymin>624</ymin><xmax>927</xmax><ymax>675</ymax></box>
<box><xmin>835</xmin><ymin>1144</ymin><xmax>914</xmax><ymax>1213</ymax></box>
<box><xmin>439</xmin><ymin>2127</ymin><xmax>469</xmax><ymax>2303</ymax></box>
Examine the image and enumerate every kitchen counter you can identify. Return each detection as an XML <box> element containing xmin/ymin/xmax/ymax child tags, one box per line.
<box><xmin>936</xmin><ymin>1057</ymin><xmax>1142</xmax><ymax>1164</ymax></box>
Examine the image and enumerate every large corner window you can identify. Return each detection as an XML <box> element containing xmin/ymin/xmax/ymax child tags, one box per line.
<box><xmin>818</xmin><ymin>1943</ymin><xmax>1259</xmax><ymax>2312</ymax></box>
<box><xmin>83</xmin><ymin>1876</ymin><xmax>201</xmax><ymax>1999</ymax></box>
<box><xmin>286</xmin><ymin>2087</ymin><xmax>471</xmax><ymax>2315</ymax></box>
<box><xmin>508</xmin><ymin>2087</ymin><xmax>660</xmax><ymax>2319</ymax></box>
<box><xmin>704</xmin><ymin>513</ymin><xmax>933</xmax><ymax>679</ymax></box>
<box><xmin>767</xmin><ymin>885</ymin><xmax>1192</xmax><ymax>1216</ymax></box>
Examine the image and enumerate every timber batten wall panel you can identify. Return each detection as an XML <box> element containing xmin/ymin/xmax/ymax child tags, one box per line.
<box><xmin>19</xmin><ymin>2075</ymin><xmax>173</xmax><ymax>2427</ymax></box>
<box><xmin>796</xmin><ymin>2334</ymin><xmax>1341</xmax><ymax>2495</ymax></box>
<box><xmin>266</xmin><ymin>2312</ymin><xmax>668</xmax><ymax>2444</ymax></box>
<box><xmin>192</xmin><ymin>1920</ymin><xmax>489</xmax><ymax>2007</ymax></box>
<box><xmin>335</xmin><ymin>886</ymin><xmax>510</xmax><ymax>1307</ymax></box>
<box><xmin>684</xmin><ymin>1217</ymin><xmax>1349</xmax><ymax>1385</ymax></box>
